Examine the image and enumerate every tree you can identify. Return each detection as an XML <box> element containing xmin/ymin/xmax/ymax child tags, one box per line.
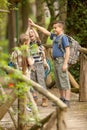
<box><xmin>40</xmin><ymin>0</ymin><xmax>60</xmax><ymax>44</ymax></box>
<box><xmin>21</xmin><ymin>0</ymin><xmax>30</xmax><ymax>32</ymax></box>
<box><xmin>7</xmin><ymin>0</ymin><xmax>16</xmax><ymax>53</ymax></box>
<box><xmin>66</xmin><ymin>0</ymin><xmax>87</xmax><ymax>47</ymax></box>
<box><xmin>35</xmin><ymin>0</ymin><xmax>45</xmax><ymax>43</ymax></box>
<box><xmin>59</xmin><ymin>0</ymin><xmax>68</xmax><ymax>22</ymax></box>
<box><xmin>0</xmin><ymin>0</ymin><xmax>8</xmax><ymax>40</ymax></box>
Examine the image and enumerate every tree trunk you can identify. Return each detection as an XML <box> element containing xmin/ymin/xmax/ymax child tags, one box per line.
<box><xmin>35</xmin><ymin>0</ymin><xmax>45</xmax><ymax>43</ymax></box>
<box><xmin>8</xmin><ymin>1</ymin><xmax>16</xmax><ymax>53</ymax></box>
<box><xmin>79</xmin><ymin>53</ymin><xmax>87</xmax><ymax>101</ymax></box>
<box><xmin>21</xmin><ymin>0</ymin><xmax>30</xmax><ymax>32</ymax></box>
<box><xmin>59</xmin><ymin>0</ymin><xmax>68</xmax><ymax>22</ymax></box>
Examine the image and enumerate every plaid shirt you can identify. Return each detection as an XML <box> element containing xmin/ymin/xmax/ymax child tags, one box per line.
<box><xmin>10</xmin><ymin>49</ymin><xmax>31</xmax><ymax>79</ymax></box>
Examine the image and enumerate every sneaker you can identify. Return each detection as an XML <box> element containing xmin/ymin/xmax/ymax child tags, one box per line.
<box><xmin>60</xmin><ymin>97</ymin><xmax>65</xmax><ymax>102</ymax></box>
<box><xmin>41</xmin><ymin>98</ymin><xmax>48</xmax><ymax>107</ymax></box>
<box><xmin>33</xmin><ymin>96</ymin><xmax>38</xmax><ymax>105</ymax></box>
<box><xmin>64</xmin><ymin>100</ymin><xmax>70</xmax><ymax>107</ymax></box>
<box><xmin>52</xmin><ymin>103</ymin><xmax>57</xmax><ymax>106</ymax></box>
<box><xmin>52</xmin><ymin>97</ymin><xmax>65</xmax><ymax>107</ymax></box>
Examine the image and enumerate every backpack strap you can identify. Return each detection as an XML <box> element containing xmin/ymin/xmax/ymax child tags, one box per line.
<box><xmin>57</xmin><ymin>34</ymin><xmax>65</xmax><ymax>55</ymax></box>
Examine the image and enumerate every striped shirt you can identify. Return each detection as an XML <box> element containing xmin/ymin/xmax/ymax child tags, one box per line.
<box><xmin>30</xmin><ymin>41</ymin><xmax>44</xmax><ymax>63</ymax></box>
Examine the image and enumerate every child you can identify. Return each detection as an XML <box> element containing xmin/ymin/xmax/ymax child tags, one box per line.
<box><xmin>10</xmin><ymin>33</ymin><xmax>34</xmax><ymax>78</ymax></box>
<box><xmin>26</xmin><ymin>27</ymin><xmax>49</xmax><ymax>107</ymax></box>
<box><xmin>10</xmin><ymin>33</ymin><xmax>35</xmax><ymax>111</ymax></box>
<box><xmin>28</xmin><ymin>19</ymin><xmax>71</xmax><ymax>107</ymax></box>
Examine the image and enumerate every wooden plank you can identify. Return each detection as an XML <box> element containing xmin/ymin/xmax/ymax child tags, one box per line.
<box><xmin>30</xmin><ymin>111</ymin><xmax>54</xmax><ymax>130</ymax></box>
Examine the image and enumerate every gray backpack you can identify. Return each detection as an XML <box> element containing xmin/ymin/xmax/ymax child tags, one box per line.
<box><xmin>58</xmin><ymin>34</ymin><xmax>81</xmax><ymax>65</ymax></box>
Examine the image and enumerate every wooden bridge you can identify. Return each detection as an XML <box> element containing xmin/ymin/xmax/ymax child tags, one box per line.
<box><xmin>0</xmin><ymin>46</ymin><xmax>87</xmax><ymax>130</ymax></box>
<box><xmin>0</xmin><ymin>87</ymin><xmax>87</xmax><ymax>130</ymax></box>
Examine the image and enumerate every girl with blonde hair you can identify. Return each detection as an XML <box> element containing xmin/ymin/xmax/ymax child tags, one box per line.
<box><xmin>26</xmin><ymin>25</ymin><xmax>49</xmax><ymax>107</ymax></box>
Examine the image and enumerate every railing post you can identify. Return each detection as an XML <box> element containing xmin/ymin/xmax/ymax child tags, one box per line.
<box><xmin>79</xmin><ymin>53</ymin><xmax>87</xmax><ymax>101</ymax></box>
<box><xmin>56</xmin><ymin>108</ymin><xmax>67</xmax><ymax>130</ymax></box>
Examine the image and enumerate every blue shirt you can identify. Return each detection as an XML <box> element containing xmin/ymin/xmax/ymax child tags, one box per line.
<box><xmin>50</xmin><ymin>33</ymin><xmax>69</xmax><ymax>58</ymax></box>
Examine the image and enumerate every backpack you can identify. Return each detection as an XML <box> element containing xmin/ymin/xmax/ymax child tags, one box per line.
<box><xmin>45</xmin><ymin>58</ymin><xmax>51</xmax><ymax>79</ymax></box>
<box><xmin>58</xmin><ymin>34</ymin><xmax>81</xmax><ymax>65</ymax></box>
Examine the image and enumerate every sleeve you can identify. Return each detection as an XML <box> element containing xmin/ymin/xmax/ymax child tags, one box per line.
<box><xmin>62</xmin><ymin>35</ymin><xmax>69</xmax><ymax>48</ymax></box>
<box><xmin>50</xmin><ymin>33</ymin><xmax>56</xmax><ymax>40</ymax></box>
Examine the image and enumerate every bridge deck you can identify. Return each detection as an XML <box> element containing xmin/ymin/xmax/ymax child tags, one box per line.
<box><xmin>0</xmin><ymin>88</ymin><xmax>87</xmax><ymax>130</ymax></box>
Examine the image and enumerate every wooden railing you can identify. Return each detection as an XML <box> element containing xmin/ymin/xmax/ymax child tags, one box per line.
<box><xmin>0</xmin><ymin>65</ymin><xmax>67</xmax><ymax>130</ymax></box>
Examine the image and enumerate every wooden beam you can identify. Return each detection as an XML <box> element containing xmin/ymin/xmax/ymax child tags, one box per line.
<box><xmin>44</xmin><ymin>44</ymin><xmax>87</xmax><ymax>54</ymax></box>
<box><xmin>71</xmin><ymin>88</ymin><xmax>79</xmax><ymax>93</ymax></box>
<box><xmin>0</xmin><ymin>9</ymin><xmax>9</xmax><ymax>13</ymax></box>
<box><xmin>0</xmin><ymin>88</ymin><xmax>17</xmax><ymax>120</ymax></box>
<box><xmin>68</xmin><ymin>72</ymin><xmax>79</xmax><ymax>88</ymax></box>
<box><xmin>30</xmin><ymin>111</ymin><xmax>54</xmax><ymax>130</ymax></box>
<box><xmin>56</xmin><ymin>108</ymin><xmax>67</xmax><ymax>130</ymax></box>
<box><xmin>79</xmin><ymin>47</ymin><xmax>87</xmax><ymax>54</ymax></box>
<box><xmin>43</xmin><ymin>111</ymin><xmax>56</xmax><ymax>130</ymax></box>
<box><xmin>0</xmin><ymin>85</ymin><xmax>17</xmax><ymax>129</ymax></box>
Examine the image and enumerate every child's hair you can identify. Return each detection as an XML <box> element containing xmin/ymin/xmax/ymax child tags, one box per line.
<box><xmin>53</xmin><ymin>20</ymin><xmax>65</xmax><ymax>29</ymax></box>
<box><xmin>19</xmin><ymin>33</ymin><xmax>29</xmax><ymax>46</ymax></box>
<box><xmin>18</xmin><ymin>33</ymin><xmax>30</xmax><ymax>74</ymax></box>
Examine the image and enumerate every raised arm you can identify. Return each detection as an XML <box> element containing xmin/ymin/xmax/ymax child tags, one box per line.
<box><xmin>25</xmin><ymin>20</ymin><xmax>31</xmax><ymax>35</ymax></box>
<box><xmin>28</xmin><ymin>18</ymin><xmax>51</xmax><ymax>36</ymax></box>
<box><xmin>25</xmin><ymin>27</ymin><xmax>30</xmax><ymax>35</ymax></box>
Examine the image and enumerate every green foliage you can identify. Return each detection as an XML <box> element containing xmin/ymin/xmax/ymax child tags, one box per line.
<box><xmin>30</xmin><ymin>43</ymin><xmax>39</xmax><ymax>55</ymax></box>
<box><xmin>0</xmin><ymin>40</ymin><xmax>8</xmax><ymax>48</ymax></box>
<box><xmin>66</xmin><ymin>0</ymin><xmax>87</xmax><ymax>47</ymax></box>
<box><xmin>0</xmin><ymin>0</ymin><xmax>8</xmax><ymax>22</ymax></box>
<box><xmin>0</xmin><ymin>41</ymin><xmax>9</xmax><ymax>65</ymax></box>
<box><xmin>69</xmin><ymin>63</ymin><xmax>80</xmax><ymax>83</ymax></box>
<box><xmin>15</xmin><ymin>81</ymin><xmax>29</xmax><ymax>97</ymax></box>
<box><xmin>0</xmin><ymin>0</ymin><xmax>8</xmax><ymax>9</ymax></box>
<box><xmin>66</xmin><ymin>0</ymin><xmax>87</xmax><ymax>80</ymax></box>
<box><xmin>50</xmin><ymin>60</ymin><xmax>54</xmax><ymax>80</ymax></box>
<box><xmin>0</xmin><ymin>94</ymin><xmax>7</xmax><ymax>105</ymax></box>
